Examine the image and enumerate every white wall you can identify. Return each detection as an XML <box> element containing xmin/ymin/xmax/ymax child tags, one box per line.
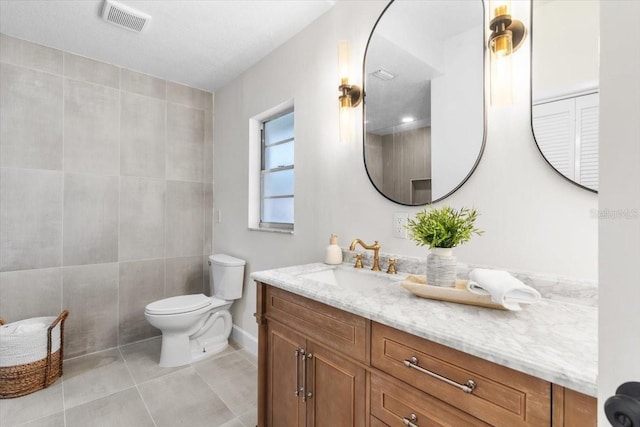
<box><xmin>431</xmin><ymin>24</ymin><xmax>484</xmax><ymax>199</ymax></box>
<box><xmin>213</xmin><ymin>1</ymin><xmax>597</xmax><ymax>340</ymax></box>
<box><xmin>598</xmin><ymin>1</ymin><xmax>640</xmax><ymax>424</ymax></box>
<box><xmin>532</xmin><ymin>0</ymin><xmax>599</xmax><ymax>99</ymax></box>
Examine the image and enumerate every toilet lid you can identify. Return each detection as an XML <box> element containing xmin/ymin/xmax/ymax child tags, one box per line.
<box><xmin>145</xmin><ymin>294</ymin><xmax>213</xmax><ymax>315</ymax></box>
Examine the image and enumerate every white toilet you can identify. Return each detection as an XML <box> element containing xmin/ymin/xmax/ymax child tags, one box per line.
<box><xmin>144</xmin><ymin>254</ymin><xmax>245</xmax><ymax>367</ymax></box>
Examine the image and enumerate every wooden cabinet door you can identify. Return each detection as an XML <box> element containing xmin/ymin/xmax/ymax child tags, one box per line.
<box><xmin>552</xmin><ymin>385</ymin><xmax>597</xmax><ymax>426</ymax></box>
<box><xmin>267</xmin><ymin>322</ymin><xmax>306</xmax><ymax>427</ymax></box>
<box><xmin>305</xmin><ymin>340</ymin><xmax>367</xmax><ymax>427</ymax></box>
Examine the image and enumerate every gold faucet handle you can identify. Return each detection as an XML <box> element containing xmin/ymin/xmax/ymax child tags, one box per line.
<box><xmin>354</xmin><ymin>254</ymin><xmax>364</xmax><ymax>269</ymax></box>
<box><xmin>386</xmin><ymin>258</ymin><xmax>397</xmax><ymax>274</ymax></box>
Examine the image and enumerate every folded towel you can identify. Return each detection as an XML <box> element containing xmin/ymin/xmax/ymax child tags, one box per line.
<box><xmin>466</xmin><ymin>269</ymin><xmax>541</xmax><ymax>311</ymax></box>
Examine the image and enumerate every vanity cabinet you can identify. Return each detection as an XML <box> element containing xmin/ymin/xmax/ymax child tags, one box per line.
<box><xmin>255</xmin><ymin>282</ymin><xmax>596</xmax><ymax>427</ymax></box>
<box><xmin>258</xmin><ymin>283</ymin><xmax>368</xmax><ymax>427</ymax></box>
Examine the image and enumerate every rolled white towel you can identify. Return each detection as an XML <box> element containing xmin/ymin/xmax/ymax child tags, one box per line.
<box><xmin>14</xmin><ymin>323</ymin><xmax>47</xmax><ymax>334</ymax></box>
<box><xmin>466</xmin><ymin>269</ymin><xmax>541</xmax><ymax>311</ymax></box>
<box><xmin>0</xmin><ymin>324</ymin><xmax>20</xmax><ymax>335</ymax></box>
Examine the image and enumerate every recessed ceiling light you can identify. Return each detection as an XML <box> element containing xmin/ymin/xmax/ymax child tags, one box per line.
<box><xmin>401</xmin><ymin>117</ymin><xmax>414</xmax><ymax>123</ymax></box>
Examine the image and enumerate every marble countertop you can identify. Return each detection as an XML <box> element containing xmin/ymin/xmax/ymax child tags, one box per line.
<box><xmin>251</xmin><ymin>262</ymin><xmax>597</xmax><ymax>397</ymax></box>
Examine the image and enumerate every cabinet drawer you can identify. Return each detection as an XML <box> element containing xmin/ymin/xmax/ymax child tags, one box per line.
<box><xmin>264</xmin><ymin>286</ymin><xmax>369</xmax><ymax>364</ymax></box>
<box><xmin>370</xmin><ymin>415</ymin><xmax>388</xmax><ymax>427</ymax></box>
<box><xmin>371</xmin><ymin>372</ymin><xmax>490</xmax><ymax>427</ymax></box>
<box><xmin>372</xmin><ymin>322</ymin><xmax>551</xmax><ymax>426</ymax></box>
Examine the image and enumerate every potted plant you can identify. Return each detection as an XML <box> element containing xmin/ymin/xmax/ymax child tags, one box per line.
<box><xmin>406</xmin><ymin>206</ymin><xmax>483</xmax><ymax>287</ymax></box>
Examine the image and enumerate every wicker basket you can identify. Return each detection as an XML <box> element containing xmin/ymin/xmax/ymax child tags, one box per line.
<box><xmin>0</xmin><ymin>310</ymin><xmax>69</xmax><ymax>399</ymax></box>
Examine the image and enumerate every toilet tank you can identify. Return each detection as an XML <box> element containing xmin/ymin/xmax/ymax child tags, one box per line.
<box><xmin>209</xmin><ymin>254</ymin><xmax>246</xmax><ymax>300</ymax></box>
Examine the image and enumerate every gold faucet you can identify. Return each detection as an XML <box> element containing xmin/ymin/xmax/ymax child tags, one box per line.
<box><xmin>386</xmin><ymin>258</ymin><xmax>397</xmax><ymax>274</ymax></box>
<box><xmin>349</xmin><ymin>239</ymin><xmax>381</xmax><ymax>271</ymax></box>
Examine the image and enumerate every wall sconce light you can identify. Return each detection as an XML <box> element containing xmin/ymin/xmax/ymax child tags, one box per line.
<box><xmin>338</xmin><ymin>40</ymin><xmax>361</xmax><ymax>143</ymax></box>
<box><xmin>488</xmin><ymin>0</ymin><xmax>526</xmax><ymax>107</ymax></box>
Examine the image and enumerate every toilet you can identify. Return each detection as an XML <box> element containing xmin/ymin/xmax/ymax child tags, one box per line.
<box><xmin>144</xmin><ymin>254</ymin><xmax>245</xmax><ymax>367</ymax></box>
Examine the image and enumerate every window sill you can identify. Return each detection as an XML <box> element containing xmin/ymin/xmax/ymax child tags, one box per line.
<box><xmin>248</xmin><ymin>227</ymin><xmax>294</xmax><ymax>235</ymax></box>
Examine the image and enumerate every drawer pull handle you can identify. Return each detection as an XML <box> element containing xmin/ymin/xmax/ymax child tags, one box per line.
<box><xmin>301</xmin><ymin>349</ymin><xmax>309</xmax><ymax>402</ymax></box>
<box><xmin>402</xmin><ymin>413</ymin><xmax>419</xmax><ymax>427</ymax></box>
<box><xmin>404</xmin><ymin>356</ymin><xmax>477</xmax><ymax>394</ymax></box>
<box><xmin>304</xmin><ymin>352</ymin><xmax>313</xmax><ymax>401</ymax></box>
<box><xmin>294</xmin><ymin>348</ymin><xmax>300</xmax><ymax>397</ymax></box>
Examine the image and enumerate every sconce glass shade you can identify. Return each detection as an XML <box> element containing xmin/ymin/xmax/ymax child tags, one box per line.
<box><xmin>338</xmin><ymin>40</ymin><xmax>350</xmax><ymax>84</ymax></box>
<box><xmin>488</xmin><ymin>0</ymin><xmax>527</xmax><ymax>107</ymax></box>
<box><xmin>490</xmin><ymin>31</ymin><xmax>513</xmax><ymax>107</ymax></box>
<box><xmin>339</xmin><ymin>101</ymin><xmax>355</xmax><ymax>144</ymax></box>
<box><xmin>338</xmin><ymin>40</ymin><xmax>361</xmax><ymax>143</ymax></box>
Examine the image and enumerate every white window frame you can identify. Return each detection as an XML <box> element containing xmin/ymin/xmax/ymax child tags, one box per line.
<box><xmin>260</xmin><ymin>109</ymin><xmax>294</xmax><ymax>230</ymax></box>
<box><xmin>248</xmin><ymin>100</ymin><xmax>295</xmax><ymax>234</ymax></box>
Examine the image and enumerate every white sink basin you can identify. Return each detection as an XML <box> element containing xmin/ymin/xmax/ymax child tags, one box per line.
<box><xmin>299</xmin><ymin>267</ymin><xmax>398</xmax><ymax>292</ymax></box>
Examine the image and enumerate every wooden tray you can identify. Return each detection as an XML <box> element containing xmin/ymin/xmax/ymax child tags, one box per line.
<box><xmin>400</xmin><ymin>275</ymin><xmax>507</xmax><ymax>310</ymax></box>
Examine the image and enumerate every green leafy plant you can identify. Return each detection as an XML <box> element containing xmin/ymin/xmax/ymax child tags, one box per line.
<box><xmin>406</xmin><ymin>206</ymin><xmax>483</xmax><ymax>249</ymax></box>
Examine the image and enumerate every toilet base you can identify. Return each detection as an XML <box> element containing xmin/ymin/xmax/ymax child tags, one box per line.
<box><xmin>157</xmin><ymin>308</ymin><xmax>233</xmax><ymax>367</ymax></box>
<box><xmin>189</xmin><ymin>339</ymin><xmax>230</xmax><ymax>364</ymax></box>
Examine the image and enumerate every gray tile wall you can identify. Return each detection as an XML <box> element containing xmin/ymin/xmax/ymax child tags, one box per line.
<box><xmin>0</xmin><ymin>34</ymin><xmax>214</xmax><ymax>358</ymax></box>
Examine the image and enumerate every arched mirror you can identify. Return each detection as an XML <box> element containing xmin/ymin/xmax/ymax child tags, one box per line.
<box><xmin>363</xmin><ymin>0</ymin><xmax>485</xmax><ymax>206</ymax></box>
<box><xmin>531</xmin><ymin>0</ymin><xmax>599</xmax><ymax>192</ymax></box>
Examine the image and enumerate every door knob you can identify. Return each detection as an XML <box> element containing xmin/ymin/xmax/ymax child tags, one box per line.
<box><xmin>605</xmin><ymin>382</ymin><xmax>640</xmax><ymax>427</ymax></box>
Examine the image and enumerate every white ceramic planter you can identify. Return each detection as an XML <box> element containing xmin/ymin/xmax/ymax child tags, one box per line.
<box><xmin>426</xmin><ymin>247</ymin><xmax>456</xmax><ymax>287</ymax></box>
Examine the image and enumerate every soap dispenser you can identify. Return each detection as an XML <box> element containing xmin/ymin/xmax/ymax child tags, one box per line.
<box><xmin>324</xmin><ymin>234</ymin><xmax>343</xmax><ymax>265</ymax></box>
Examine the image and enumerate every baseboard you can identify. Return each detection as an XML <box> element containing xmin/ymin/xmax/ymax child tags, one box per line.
<box><xmin>231</xmin><ymin>324</ymin><xmax>258</xmax><ymax>357</ymax></box>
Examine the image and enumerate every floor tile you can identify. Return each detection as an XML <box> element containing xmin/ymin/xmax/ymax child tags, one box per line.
<box><xmin>119</xmin><ymin>337</ymin><xmax>186</xmax><ymax>384</ymax></box>
<box><xmin>65</xmin><ymin>387</ymin><xmax>154</xmax><ymax>427</ymax></box>
<box><xmin>0</xmin><ymin>381</ymin><xmax>63</xmax><ymax>426</ymax></box>
<box><xmin>138</xmin><ymin>367</ymin><xmax>234</xmax><ymax>427</ymax></box>
<box><xmin>15</xmin><ymin>412</ymin><xmax>64</xmax><ymax>427</ymax></box>
<box><xmin>63</xmin><ymin>348</ymin><xmax>134</xmax><ymax>409</ymax></box>
<box><xmin>2</xmin><ymin>338</ymin><xmax>257</xmax><ymax>427</ymax></box>
<box><xmin>237</xmin><ymin>348</ymin><xmax>258</xmax><ymax>367</ymax></box>
<box><xmin>203</xmin><ymin>342</ymin><xmax>239</xmax><ymax>361</ymax></box>
<box><xmin>193</xmin><ymin>352</ymin><xmax>257</xmax><ymax>415</ymax></box>
<box><xmin>219</xmin><ymin>419</ymin><xmax>245</xmax><ymax>427</ymax></box>
<box><xmin>238</xmin><ymin>408</ymin><xmax>258</xmax><ymax>427</ymax></box>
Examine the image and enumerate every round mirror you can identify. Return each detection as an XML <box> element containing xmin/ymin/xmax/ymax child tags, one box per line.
<box><xmin>363</xmin><ymin>0</ymin><xmax>486</xmax><ymax>206</ymax></box>
<box><xmin>531</xmin><ymin>0</ymin><xmax>598</xmax><ymax>193</ymax></box>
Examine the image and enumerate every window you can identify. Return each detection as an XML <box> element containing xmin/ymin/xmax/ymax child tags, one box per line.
<box><xmin>260</xmin><ymin>110</ymin><xmax>294</xmax><ymax>230</ymax></box>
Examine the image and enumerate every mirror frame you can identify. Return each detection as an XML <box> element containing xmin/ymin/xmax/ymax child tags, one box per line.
<box><xmin>361</xmin><ymin>0</ymin><xmax>487</xmax><ymax>206</ymax></box>
<box><xmin>529</xmin><ymin>1</ymin><xmax>598</xmax><ymax>194</ymax></box>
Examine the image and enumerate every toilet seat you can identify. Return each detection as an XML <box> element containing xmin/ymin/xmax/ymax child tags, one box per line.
<box><xmin>145</xmin><ymin>294</ymin><xmax>227</xmax><ymax>316</ymax></box>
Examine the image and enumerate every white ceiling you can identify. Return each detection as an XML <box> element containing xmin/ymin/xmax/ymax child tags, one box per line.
<box><xmin>0</xmin><ymin>0</ymin><xmax>335</xmax><ymax>92</ymax></box>
<box><xmin>364</xmin><ymin>0</ymin><xmax>483</xmax><ymax>135</ymax></box>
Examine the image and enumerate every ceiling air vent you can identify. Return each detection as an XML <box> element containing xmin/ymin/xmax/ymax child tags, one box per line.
<box><xmin>102</xmin><ymin>0</ymin><xmax>151</xmax><ymax>33</ymax></box>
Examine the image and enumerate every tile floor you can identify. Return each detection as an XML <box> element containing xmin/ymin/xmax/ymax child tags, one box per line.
<box><xmin>0</xmin><ymin>338</ymin><xmax>257</xmax><ymax>427</ymax></box>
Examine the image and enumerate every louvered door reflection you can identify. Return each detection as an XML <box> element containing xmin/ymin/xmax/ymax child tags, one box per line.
<box><xmin>533</xmin><ymin>92</ymin><xmax>599</xmax><ymax>191</ymax></box>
